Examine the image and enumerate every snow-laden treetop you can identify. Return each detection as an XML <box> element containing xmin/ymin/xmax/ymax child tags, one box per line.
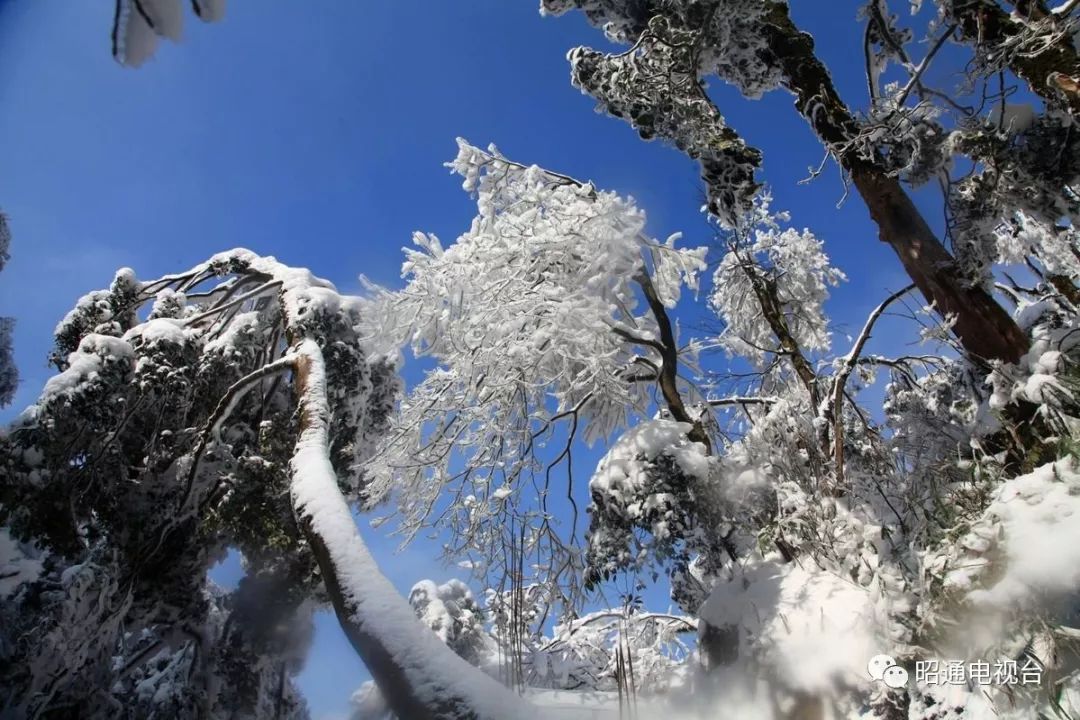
<box><xmin>365</xmin><ymin>140</ymin><xmax>708</xmax><ymax>591</ymax></box>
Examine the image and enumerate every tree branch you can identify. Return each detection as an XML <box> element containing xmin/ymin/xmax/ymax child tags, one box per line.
<box><xmin>635</xmin><ymin>272</ymin><xmax>712</xmax><ymax>453</ymax></box>
<box><xmin>828</xmin><ymin>284</ymin><xmax>914</xmax><ymax>482</ymax></box>
<box><xmin>288</xmin><ymin>339</ymin><xmax>531</xmax><ymax>720</ymax></box>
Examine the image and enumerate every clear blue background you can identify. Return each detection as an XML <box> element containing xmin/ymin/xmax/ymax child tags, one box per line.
<box><xmin>0</xmin><ymin>2</ymin><xmax>937</xmax><ymax>717</ymax></box>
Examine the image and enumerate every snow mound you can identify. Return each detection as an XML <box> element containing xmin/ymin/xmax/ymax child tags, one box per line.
<box><xmin>41</xmin><ymin>334</ymin><xmax>134</xmax><ymax>402</ymax></box>
<box><xmin>965</xmin><ymin>457</ymin><xmax>1080</xmax><ymax>610</ymax></box>
<box><xmin>698</xmin><ymin>554</ymin><xmax>881</xmax><ymax>693</ymax></box>
<box><xmin>590</xmin><ymin>420</ymin><xmax>710</xmax><ymax>501</ymax></box>
<box><xmin>125</xmin><ymin>317</ymin><xmax>189</xmax><ymax>346</ymax></box>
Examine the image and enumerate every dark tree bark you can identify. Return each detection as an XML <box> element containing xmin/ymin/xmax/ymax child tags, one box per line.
<box><xmin>637</xmin><ymin>272</ymin><xmax>714</xmax><ymax>451</ymax></box>
<box><xmin>742</xmin><ymin>264</ymin><xmax>821</xmax><ymax>405</ymax></box>
<box><xmin>848</xmin><ymin>167</ymin><xmax>1030</xmax><ymax>363</ymax></box>
<box><xmin>559</xmin><ymin>0</ymin><xmax>1031</xmax><ymax>364</ymax></box>
<box><xmin>760</xmin><ymin>2</ymin><xmax>1030</xmax><ymax>364</ymax></box>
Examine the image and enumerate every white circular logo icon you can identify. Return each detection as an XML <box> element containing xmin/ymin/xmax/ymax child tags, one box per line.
<box><xmin>867</xmin><ymin>654</ymin><xmax>896</xmax><ymax>681</ymax></box>
<box><xmin>882</xmin><ymin>665</ymin><xmax>909</xmax><ymax>689</ymax></box>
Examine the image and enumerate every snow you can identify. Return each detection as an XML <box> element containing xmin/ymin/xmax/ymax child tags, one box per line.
<box><xmin>1022</xmin><ymin>372</ymin><xmax>1071</xmax><ymax>403</ymax></box>
<box><xmin>587</xmin><ymin>419</ymin><xmax>712</xmax><ymax>548</ymax></box>
<box><xmin>143</xmin><ymin>0</ymin><xmax>185</xmax><ymax>41</ymax></box>
<box><xmin>113</xmin><ymin>0</ymin><xmax>160</xmax><ymax>68</ymax></box>
<box><xmin>989</xmin><ymin>312</ymin><xmax>1079</xmax><ymax>411</ymax></box>
<box><xmin>125</xmin><ymin>317</ymin><xmax>189</xmax><ymax>346</ymax></box>
<box><xmin>113</xmin><ymin>0</ymin><xmax>227</xmax><ymax>67</ymax></box>
<box><xmin>698</xmin><ymin>553</ymin><xmax>881</xmax><ymax>694</ymax></box>
<box><xmin>710</xmin><ymin>194</ymin><xmax>845</xmax><ymax>368</ymax></box>
<box><xmin>590</xmin><ymin>420</ymin><xmax>709</xmax><ymax>501</ymax></box>
<box><xmin>525</xmin><ymin>689</ymin><xmax>621</xmax><ymax>717</ymax></box>
<box><xmin>288</xmin><ymin>340</ymin><xmax>534</xmax><ymax>719</ymax></box>
<box><xmin>367</xmin><ymin>140</ymin><xmax>708</xmax><ymax>551</ymax></box>
<box><xmin>963</xmin><ymin>458</ymin><xmax>1080</xmax><ymax>611</ymax></box>
<box><xmin>650</xmin><ymin>232</ymin><xmax>708</xmax><ymax>307</ymax></box>
<box><xmin>410</xmin><ymin>580</ymin><xmax>458</xmax><ymax>642</ymax></box>
<box><xmin>567</xmin><ymin>22</ymin><xmax>766</xmax><ymax>226</ymax></box>
<box><xmin>201</xmin><ymin>310</ymin><xmax>261</xmax><ymax>354</ymax></box>
<box><xmin>994</xmin><ymin>214</ymin><xmax>1080</xmax><ymax>282</ymax></box>
<box><xmin>41</xmin><ymin>334</ymin><xmax>134</xmax><ymax>401</ymax></box>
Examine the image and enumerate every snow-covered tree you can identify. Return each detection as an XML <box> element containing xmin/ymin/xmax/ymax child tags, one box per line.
<box><xmin>366</xmin><ymin>139</ymin><xmax>710</xmax><ymax>604</ymax></box>
<box><xmin>537</xmin><ymin>0</ymin><xmax>1080</xmax><ymax>366</ymax></box>
<box><xmin>360</xmin><ymin>135</ymin><xmax>1080</xmax><ymax>718</ymax></box>
<box><xmin>0</xmin><ymin>250</ymin><xmax>532</xmax><ymax>719</ymax></box>
<box><xmin>351</xmin><ymin>575</ymin><xmax>696</xmax><ymax>720</ymax></box>
<box><xmin>6</xmin><ymin>125</ymin><xmax>1080</xmax><ymax>719</ymax></box>
<box><xmin>933</xmin><ymin>0</ymin><xmax>1080</xmax><ymax>116</ymax></box>
<box><xmin>709</xmin><ymin>193</ymin><xmax>846</xmax><ymax>401</ymax></box>
<box><xmin>0</xmin><ymin>212</ymin><xmax>15</xmax><ymax>408</ymax></box>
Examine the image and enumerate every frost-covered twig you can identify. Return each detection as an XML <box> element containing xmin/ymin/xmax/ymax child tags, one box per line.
<box><xmin>828</xmin><ymin>283</ymin><xmax>914</xmax><ymax>482</ymax></box>
<box><xmin>893</xmin><ymin>23</ymin><xmax>958</xmax><ymax>108</ymax></box>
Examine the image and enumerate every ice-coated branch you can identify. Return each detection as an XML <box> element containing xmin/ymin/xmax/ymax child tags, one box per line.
<box><xmin>568</xmin><ymin>16</ymin><xmax>762</xmax><ymax>227</ymax></box>
<box><xmin>367</xmin><ymin>140</ymin><xmax>708</xmax><ymax>596</ymax></box>
<box><xmin>947</xmin><ymin>0</ymin><xmax>1080</xmax><ymax>115</ymax></box>
<box><xmin>706</xmin><ymin>395</ymin><xmax>779</xmax><ymax>406</ymax></box>
<box><xmin>547</xmin><ymin>0</ymin><xmax>1031</xmax><ymax>364</ymax></box>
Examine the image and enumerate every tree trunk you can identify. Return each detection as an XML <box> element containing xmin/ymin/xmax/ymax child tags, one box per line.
<box><xmin>762</xmin><ymin>2</ymin><xmax>1030</xmax><ymax>364</ymax></box>
<box><xmin>288</xmin><ymin>341</ymin><xmax>530</xmax><ymax>720</ymax></box>
<box><xmin>850</xmin><ymin>167</ymin><xmax>1030</xmax><ymax>363</ymax></box>
<box><xmin>638</xmin><ymin>272</ymin><xmax>713</xmax><ymax>451</ymax></box>
<box><xmin>743</xmin><ymin>266</ymin><xmax>820</xmax><ymax>405</ymax></box>
<box><xmin>1049</xmin><ymin>273</ymin><xmax>1080</xmax><ymax>306</ymax></box>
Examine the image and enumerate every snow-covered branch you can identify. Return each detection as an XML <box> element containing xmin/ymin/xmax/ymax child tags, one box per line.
<box><xmin>289</xmin><ymin>340</ymin><xmax>531</xmax><ymax>720</ymax></box>
<box><xmin>366</xmin><ymin>140</ymin><xmax>708</xmax><ymax>593</ymax></box>
<box><xmin>112</xmin><ymin>0</ymin><xmax>226</xmax><ymax>67</ymax></box>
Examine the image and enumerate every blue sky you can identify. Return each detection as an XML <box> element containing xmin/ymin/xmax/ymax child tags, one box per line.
<box><xmin>0</xmin><ymin>2</ymin><xmax>939</xmax><ymax>717</ymax></box>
